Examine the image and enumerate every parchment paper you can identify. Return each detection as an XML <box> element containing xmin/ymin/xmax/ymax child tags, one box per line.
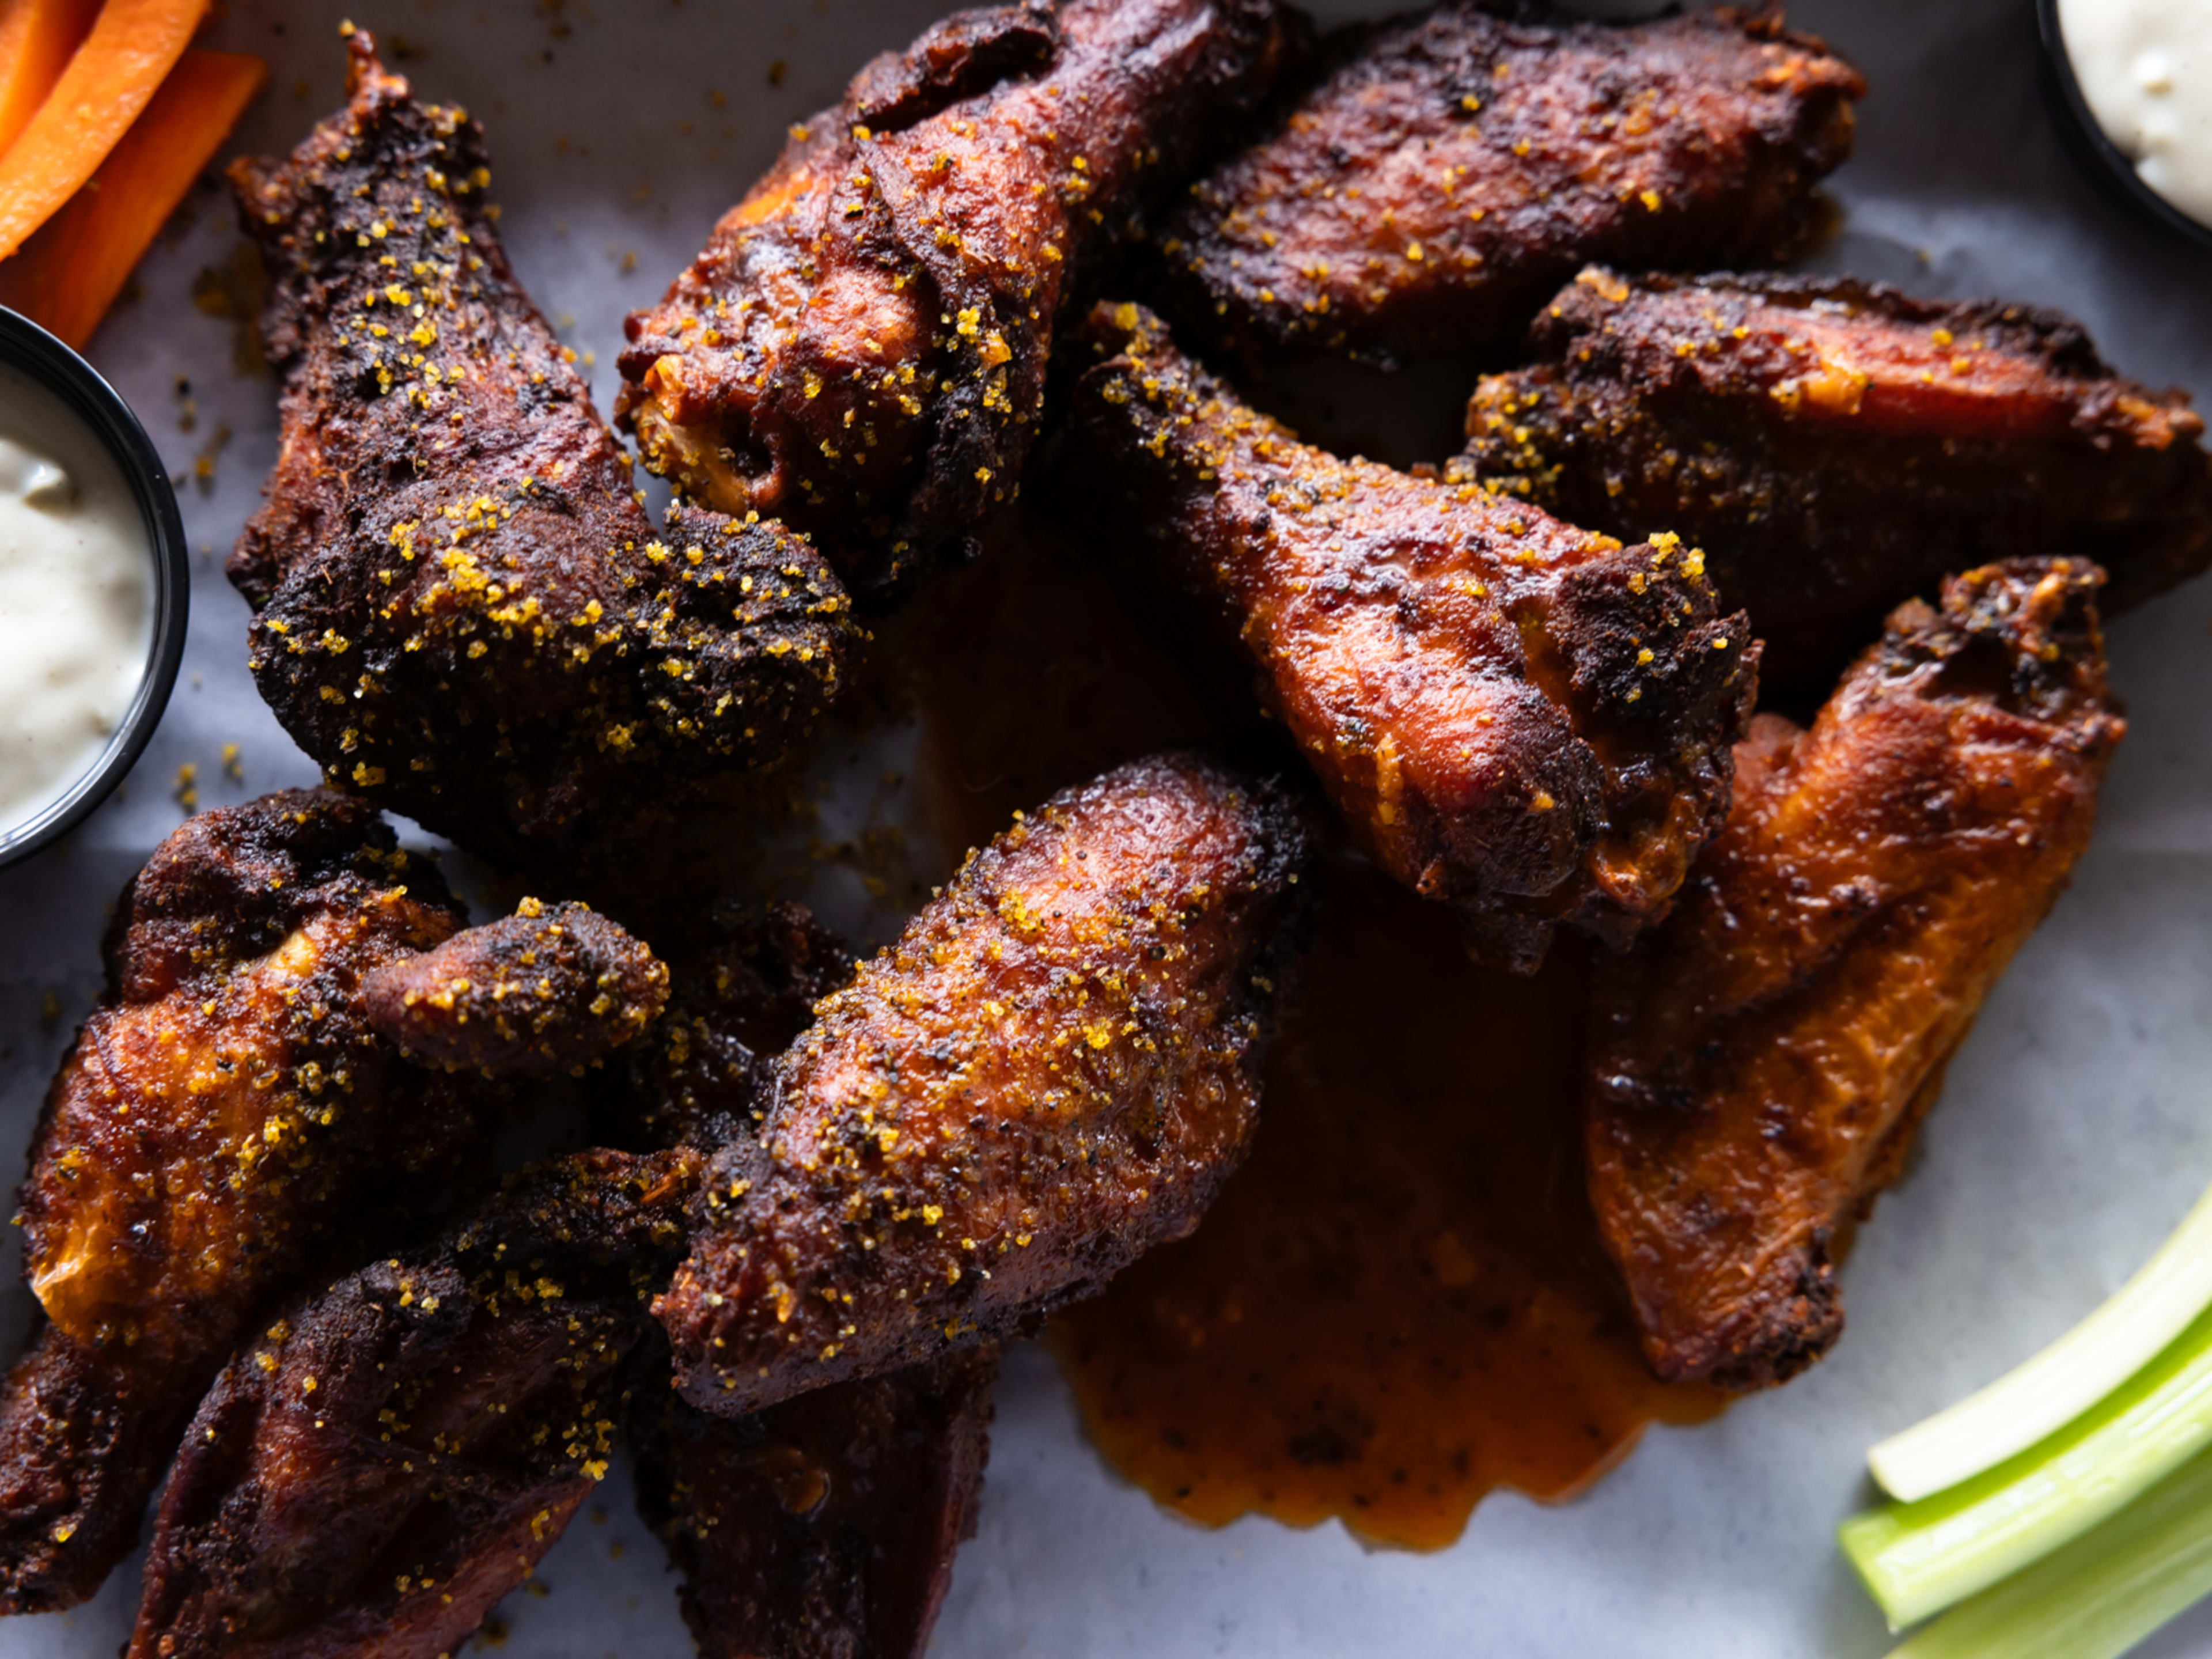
<box><xmin>2</xmin><ymin>1</ymin><xmax>2210</xmax><ymax>1654</ymax></box>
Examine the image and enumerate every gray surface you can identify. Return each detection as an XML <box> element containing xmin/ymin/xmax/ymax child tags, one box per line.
<box><xmin>2</xmin><ymin>0</ymin><xmax>2211</xmax><ymax>1653</ymax></box>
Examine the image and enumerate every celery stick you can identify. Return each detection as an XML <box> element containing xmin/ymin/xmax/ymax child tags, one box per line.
<box><xmin>1887</xmin><ymin>1443</ymin><xmax>2212</xmax><ymax>1659</ymax></box>
<box><xmin>1843</xmin><ymin>1300</ymin><xmax>2212</xmax><ymax>1628</ymax></box>
<box><xmin>1872</xmin><ymin>1181</ymin><xmax>2212</xmax><ymax>1503</ymax></box>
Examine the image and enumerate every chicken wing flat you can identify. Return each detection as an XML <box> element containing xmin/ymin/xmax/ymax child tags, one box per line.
<box><xmin>0</xmin><ymin>791</ymin><xmax>665</xmax><ymax>1613</ymax></box>
<box><xmin>130</xmin><ymin>1147</ymin><xmax>701</xmax><ymax>1659</ymax></box>
<box><xmin>1063</xmin><ymin>302</ymin><xmax>1755</xmax><ymax>971</ymax></box>
<box><xmin>232</xmin><ymin>32</ymin><xmax>855</xmax><ymax>862</ymax></box>
<box><xmin>1586</xmin><ymin>559</ymin><xmax>2123</xmax><ymax>1390</ymax></box>
<box><xmin>609</xmin><ymin>908</ymin><xmax>995</xmax><ymax>1659</ymax></box>
<box><xmin>630</xmin><ymin>1345</ymin><xmax>998</xmax><ymax>1659</ymax></box>
<box><xmin>615</xmin><ymin>0</ymin><xmax>1294</xmax><ymax>597</ymax></box>
<box><xmin>1460</xmin><ymin>269</ymin><xmax>2212</xmax><ymax>694</ymax></box>
<box><xmin>658</xmin><ymin>753</ymin><xmax>1311</xmax><ymax>1415</ymax></box>
<box><xmin>1154</xmin><ymin>2</ymin><xmax>1861</xmax><ymax>369</ymax></box>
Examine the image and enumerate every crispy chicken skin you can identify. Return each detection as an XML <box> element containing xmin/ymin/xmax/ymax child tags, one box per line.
<box><xmin>658</xmin><ymin>753</ymin><xmax>1311</xmax><ymax>1414</ymax></box>
<box><xmin>615</xmin><ymin>0</ymin><xmax>1294</xmax><ymax>597</ymax></box>
<box><xmin>1586</xmin><ymin>560</ymin><xmax>2123</xmax><ymax>1391</ymax></box>
<box><xmin>362</xmin><ymin>899</ymin><xmax>669</xmax><ymax>1077</ymax></box>
<box><xmin>130</xmin><ymin>1147</ymin><xmax>702</xmax><ymax>1659</ymax></box>
<box><xmin>231</xmin><ymin>33</ymin><xmax>855</xmax><ymax>861</ymax></box>
<box><xmin>1063</xmin><ymin>302</ymin><xmax>1755</xmax><ymax>971</ymax></box>
<box><xmin>1460</xmin><ymin>270</ymin><xmax>2212</xmax><ymax>694</ymax></box>
<box><xmin>610</xmin><ymin>908</ymin><xmax>994</xmax><ymax>1659</ymax></box>
<box><xmin>1155</xmin><ymin>2</ymin><xmax>1861</xmax><ymax>369</ymax></box>
<box><xmin>630</xmin><ymin>1346</ymin><xmax>998</xmax><ymax>1659</ymax></box>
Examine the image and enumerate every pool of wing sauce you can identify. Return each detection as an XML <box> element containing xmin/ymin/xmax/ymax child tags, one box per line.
<box><xmin>895</xmin><ymin>520</ymin><xmax>1724</xmax><ymax>1552</ymax></box>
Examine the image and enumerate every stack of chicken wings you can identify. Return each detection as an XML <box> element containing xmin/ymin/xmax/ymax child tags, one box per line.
<box><xmin>2</xmin><ymin>2</ymin><xmax>2207</xmax><ymax>1654</ymax></box>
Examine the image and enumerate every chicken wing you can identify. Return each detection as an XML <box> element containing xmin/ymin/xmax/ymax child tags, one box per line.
<box><xmin>1585</xmin><ymin>559</ymin><xmax>2123</xmax><ymax>1390</ymax></box>
<box><xmin>615</xmin><ymin>0</ymin><xmax>1294</xmax><ymax>597</ymax></box>
<box><xmin>1153</xmin><ymin>2</ymin><xmax>1861</xmax><ymax>369</ymax></box>
<box><xmin>231</xmin><ymin>32</ymin><xmax>856</xmax><ymax>863</ymax></box>
<box><xmin>1062</xmin><ymin>301</ymin><xmax>1755</xmax><ymax>971</ymax></box>
<box><xmin>1460</xmin><ymin>269</ymin><xmax>2212</xmax><ymax>695</ymax></box>
<box><xmin>658</xmin><ymin>753</ymin><xmax>1311</xmax><ymax>1415</ymax></box>
<box><xmin>130</xmin><ymin>1147</ymin><xmax>701</xmax><ymax>1659</ymax></box>
<box><xmin>0</xmin><ymin>791</ymin><xmax>663</xmax><ymax>1612</ymax></box>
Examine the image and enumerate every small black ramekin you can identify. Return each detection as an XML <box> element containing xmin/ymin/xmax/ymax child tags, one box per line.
<box><xmin>2037</xmin><ymin>0</ymin><xmax>2212</xmax><ymax>251</ymax></box>
<box><xmin>0</xmin><ymin>307</ymin><xmax>189</xmax><ymax>870</ymax></box>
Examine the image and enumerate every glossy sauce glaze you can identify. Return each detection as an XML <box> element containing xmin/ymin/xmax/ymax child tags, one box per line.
<box><xmin>893</xmin><ymin>522</ymin><xmax>1723</xmax><ymax>1550</ymax></box>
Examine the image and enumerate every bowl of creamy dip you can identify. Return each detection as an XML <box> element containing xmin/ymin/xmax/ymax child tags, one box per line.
<box><xmin>0</xmin><ymin>308</ymin><xmax>187</xmax><ymax>869</ymax></box>
<box><xmin>2041</xmin><ymin>0</ymin><xmax>2212</xmax><ymax>248</ymax></box>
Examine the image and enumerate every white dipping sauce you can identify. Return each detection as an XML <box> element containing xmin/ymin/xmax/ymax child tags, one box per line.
<box><xmin>2060</xmin><ymin>0</ymin><xmax>2212</xmax><ymax>230</ymax></box>
<box><xmin>0</xmin><ymin>359</ymin><xmax>153</xmax><ymax>838</ymax></box>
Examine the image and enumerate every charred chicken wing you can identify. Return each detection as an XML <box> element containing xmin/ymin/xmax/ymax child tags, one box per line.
<box><xmin>130</xmin><ymin>1147</ymin><xmax>701</xmax><ymax>1659</ymax></box>
<box><xmin>232</xmin><ymin>32</ymin><xmax>855</xmax><ymax>862</ymax></box>
<box><xmin>658</xmin><ymin>753</ymin><xmax>1312</xmax><ymax>1414</ymax></box>
<box><xmin>616</xmin><ymin>0</ymin><xmax>1294</xmax><ymax>597</ymax></box>
<box><xmin>1063</xmin><ymin>301</ymin><xmax>1755</xmax><ymax>971</ymax></box>
<box><xmin>1156</xmin><ymin>2</ymin><xmax>1861</xmax><ymax>369</ymax></box>
<box><xmin>1460</xmin><ymin>269</ymin><xmax>2212</xmax><ymax>693</ymax></box>
<box><xmin>1586</xmin><ymin>559</ymin><xmax>2123</xmax><ymax>1390</ymax></box>
<box><xmin>0</xmin><ymin>791</ymin><xmax>662</xmax><ymax>1613</ymax></box>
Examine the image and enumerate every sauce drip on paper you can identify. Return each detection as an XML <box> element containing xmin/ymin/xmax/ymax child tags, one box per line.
<box><xmin>896</xmin><ymin>524</ymin><xmax>1723</xmax><ymax>1551</ymax></box>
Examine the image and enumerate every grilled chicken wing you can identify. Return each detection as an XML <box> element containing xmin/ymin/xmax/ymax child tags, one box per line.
<box><xmin>1154</xmin><ymin>2</ymin><xmax>1860</xmax><ymax>369</ymax></box>
<box><xmin>0</xmin><ymin>791</ymin><xmax>662</xmax><ymax>1613</ymax></box>
<box><xmin>615</xmin><ymin>0</ymin><xmax>1294</xmax><ymax>597</ymax></box>
<box><xmin>231</xmin><ymin>32</ymin><xmax>855</xmax><ymax>863</ymax></box>
<box><xmin>130</xmin><ymin>1147</ymin><xmax>702</xmax><ymax>1659</ymax></box>
<box><xmin>658</xmin><ymin>753</ymin><xmax>1311</xmax><ymax>1414</ymax></box>
<box><xmin>1063</xmin><ymin>301</ymin><xmax>1754</xmax><ymax>971</ymax></box>
<box><xmin>1586</xmin><ymin>560</ymin><xmax>2123</xmax><ymax>1390</ymax></box>
<box><xmin>1460</xmin><ymin>270</ymin><xmax>2212</xmax><ymax>695</ymax></box>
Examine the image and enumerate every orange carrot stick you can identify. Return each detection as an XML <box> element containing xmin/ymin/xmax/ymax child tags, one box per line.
<box><xmin>0</xmin><ymin>0</ymin><xmax>103</xmax><ymax>160</ymax></box>
<box><xmin>0</xmin><ymin>0</ymin><xmax>208</xmax><ymax>260</ymax></box>
<box><xmin>0</xmin><ymin>49</ymin><xmax>264</xmax><ymax>347</ymax></box>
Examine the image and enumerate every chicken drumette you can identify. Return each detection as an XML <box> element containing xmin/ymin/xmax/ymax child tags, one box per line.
<box><xmin>1586</xmin><ymin>559</ymin><xmax>2123</xmax><ymax>1390</ymax></box>
<box><xmin>659</xmin><ymin>753</ymin><xmax>1312</xmax><ymax>1414</ymax></box>
<box><xmin>231</xmin><ymin>32</ymin><xmax>855</xmax><ymax>863</ymax></box>
<box><xmin>1154</xmin><ymin>2</ymin><xmax>1861</xmax><ymax>369</ymax></box>
<box><xmin>615</xmin><ymin>0</ymin><xmax>1294</xmax><ymax>597</ymax></box>
<box><xmin>0</xmin><ymin>790</ymin><xmax>663</xmax><ymax>1613</ymax></box>
<box><xmin>1062</xmin><ymin>301</ymin><xmax>1754</xmax><ymax>971</ymax></box>
<box><xmin>1459</xmin><ymin>268</ymin><xmax>2212</xmax><ymax>695</ymax></box>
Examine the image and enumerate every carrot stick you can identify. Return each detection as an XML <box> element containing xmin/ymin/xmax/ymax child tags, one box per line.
<box><xmin>0</xmin><ymin>0</ymin><xmax>209</xmax><ymax>260</ymax></box>
<box><xmin>0</xmin><ymin>49</ymin><xmax>264</xmax><ymax>347</ymax></box>
<box><xmin>0</xmin><ymin>0</ymin><xmax>103</xmax><ymax>160</ymax></box>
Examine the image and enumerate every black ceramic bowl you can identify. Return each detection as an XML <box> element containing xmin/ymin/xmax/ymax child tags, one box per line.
<box><xmin>0</xmin><ymin>307</ymin><xmax>189</xmax><ymax>871</ymax></box>
<box><xmin>2037</xmin><ymin>0</ymin><xmax>2212</xmax><ymax>251</ymax></box>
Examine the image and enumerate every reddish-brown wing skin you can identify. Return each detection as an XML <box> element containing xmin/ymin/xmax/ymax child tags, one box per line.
<box><xmin>616</xmin><ymin>0</ymin><xmax>1293</xmax><ymax>596</ymax></box>
<box><xmin>1156</xmin><ymin>2</ymin><xmax>1860</xmax><ymax>369</ymax></box>
<box><xmin>630</xmin><ymin>1345</ymin><xmax>998</xmax><ymax>1659</ymax></box>
<box><xmin>1460</xmin><ymin>269</ymin><xmax>2212</xmax><ymax>696</ymax></box>
<box><xmin>362</xmin><ymin>900</ymin><xmax>669</xmax><ymax>1076</ymax></box>
<box><xmin>1586</xmin><ymin>560</ymin><xmax>2123</xmax><ymax>1390</ymax></box>
<box><xmin>130</xmin><ymin>1148</ymin><xmax>702</xmax><ymax>1659</ymax></box>
<box><xmin>658</xmin><ymin>753</ymin><xmax>1312</xmax><ymax>1414</ymax></box>
<box><xmin>0</xmin><ymin>790</ymin><xmax>476</xmax><ymax>1611</ymax></box>
<box><xmin>1063</xmin><ymin>301</ymin><xmax>1754</xmax><ymax>971</ymax></box>
<box><xmin>232</xmin><ymin>34</ymin><xmax>854</xmax><ymax>862</ymax></box>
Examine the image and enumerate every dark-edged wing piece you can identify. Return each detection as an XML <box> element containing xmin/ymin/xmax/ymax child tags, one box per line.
<box><xmin>1061</xmin><ymin>301</ymin><xmax>1754</xmax><ymax>971</ymax></box>
<box><xmin>1155</xmin><ymin>2</ymin><xmax>1860</xmax><ymax>368</ymax></box>
<box><xmin>1459</xmin><ymin>268</ymin><xmax>2212</xmax><ymax>695</ymax></box>
<box><xmin>1585</xmin><ymin>559</ymin><xmax>2123</xmax><ymax>1389</ymax></box>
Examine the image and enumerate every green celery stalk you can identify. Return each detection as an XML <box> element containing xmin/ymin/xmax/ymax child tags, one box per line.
<box><xmin>1872</xmin><ymin>1181</ymin><xmax>2212</xmax><ymax>1503</ymax></box>
<box><xmin>1887</xmin><ymin>1442</ymin><xmax>2212</xmax><ymax>1659</ymax></box>
<box><xmin>1843</xmin><ymin>1300</ymin><xmax>2212</xmax><ymax>1629</ymax></box>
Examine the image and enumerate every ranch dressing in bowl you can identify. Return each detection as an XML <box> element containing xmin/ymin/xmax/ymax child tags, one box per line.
<box><xmin>2058</xmin><ymin>0</ymin><xmax>2212</xmax><ymax>233</ymax></box>
<box><xmin>0</xmin><ymin>357</ymin><xmax>154</xmax><ymax>838</ymax></box>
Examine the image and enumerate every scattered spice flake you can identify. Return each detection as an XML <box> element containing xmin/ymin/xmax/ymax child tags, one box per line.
<box><xmin>173</xmin><ymin>763</ymin><xmax>198</xmax><ymax>813</ymax></box>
